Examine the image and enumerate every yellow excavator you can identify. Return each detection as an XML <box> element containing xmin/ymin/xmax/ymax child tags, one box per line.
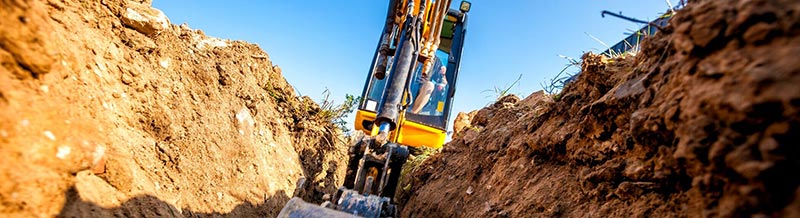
<box><xmin>280</xmin><ymin>0</ymin><xmax>470</xmax><ymax>217</ymax></box>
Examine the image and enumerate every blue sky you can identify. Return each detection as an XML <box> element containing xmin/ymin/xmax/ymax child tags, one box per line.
<box><xmin>153</xmin><ymin>1</ymin><xmax>673</xmax><ymax>132</ymax></box>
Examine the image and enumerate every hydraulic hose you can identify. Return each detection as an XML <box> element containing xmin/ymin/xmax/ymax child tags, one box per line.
<box><xmin>374</xmin><ymin>3</ymin><xmax>420</xmax><ymax>132</ymax></box>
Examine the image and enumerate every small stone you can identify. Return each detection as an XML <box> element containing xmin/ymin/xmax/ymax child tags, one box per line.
<box><xmin>102</xmin><ymin>101</ymin><xmax>112</xmax><ymax>110</ymax></box>
<box><xmin>120</xmin><ymin>2</ymin><xmax>170</xmax><ymax>35</ymax></box>
<box><xmin>92</xmin><ymin>156</ymin><xmax>106</xmax><ymax>174</ymax></box>
<box><xmin>112</xmin><ymin>92</ymin><xmax>122</xmax><ymax>98</ymax></box>
<box><xmin>92</xmin><ymin>145</ymin><xmax>106</xmax><ymax>165</ymax></box>
<box><xmin>466</xmin><ymin>186</ymin><xmax>474</xmax><ymax>195</ymax></box>
<box><xmin>39</xmin><ymin>85</ymin><xmax>49</xmax><ymax>93</ymax></box>
<box><xmin>159</xmin><ymin>58</ymin><xmax>170</xmax><ymax>68</ymax></box>
<box><xmin>43</xmin><ymin>131</ymin><xmax>56</xmax><ymax>141</ymax></box>
<box><xmin>56</xmin><ymin>146</ymin><xmax>71</xmax><ymax>159</ymax></box>
<box><xmin>235</xmin><ymin>108</ymin><xmax>256</xmax><ymax>135</ymax></box>
<box><xmin>733</xmin><ymin>161</ymin><xmax>773</xmax><ymax>179</ymax></box>
<box><xmin>92</xmin><ymin>145</ymin><xmax>107</xmax><ymax>174</ymax></box>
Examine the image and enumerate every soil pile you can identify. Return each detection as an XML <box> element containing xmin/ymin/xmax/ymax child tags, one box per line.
<box><xmin>0</xmin><ymin>0</ymin><xmax>347</xmax><ymax>217</ymax></box>
<box><xmin>400</xmin><ymin>0</ymin><xmax>800</xmax><ymax>217</ymax></box>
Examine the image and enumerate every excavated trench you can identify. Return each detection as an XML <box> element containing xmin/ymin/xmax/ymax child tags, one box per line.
<box><xmin>1</xmin><ymin>0</ymin><xmax>799</xmax><ymax>218</ymax></box>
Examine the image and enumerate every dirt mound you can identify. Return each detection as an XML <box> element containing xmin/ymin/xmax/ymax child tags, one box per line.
<box><xmin>0</xmin><ymin>0</ymin><xmax>346</xmax><ymax>217</ymax></box>
<box><xmin>400</xmin><ymin>0</ymin><xmax>800</xmax><ymax>217</ymax></box>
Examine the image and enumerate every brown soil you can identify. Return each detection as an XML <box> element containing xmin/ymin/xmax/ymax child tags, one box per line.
<box><xmin>400</xmin><ymin>0</ymin><xmax>800</xmax><ymax>217</ymax></box>
<box><xmin>0</xmin><ymin>0</ymin><xmax>346</xmax><ymax>217</ymax></box>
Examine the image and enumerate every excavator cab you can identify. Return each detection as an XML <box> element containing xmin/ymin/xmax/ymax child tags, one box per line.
<box><xmin>355</xmin><ymin>7</ymin><xmax>468</xmax><ymax>149</ymax></box>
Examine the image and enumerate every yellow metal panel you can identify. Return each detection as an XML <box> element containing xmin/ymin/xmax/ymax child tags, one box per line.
<box><xmin>397</xmin><ymin>118</ymin><xmax>446</xmax><ymax>149</ymax></box>
<box><xmin>355</xmin><ymin>110</ymin><xmax>446</xmax><ymax>149</ymax></box>
<box><xmin>355</xmin><ymin>110</ymin><xmax>377</xmax><ymax>135</ymax></box>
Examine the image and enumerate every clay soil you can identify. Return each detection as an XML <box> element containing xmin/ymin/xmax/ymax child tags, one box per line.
<box><xmin>0</xmin><ymin>0</ymin><xmax>347</xmax><ymax>217</ymax></box>
<box><xmin>400</xmin><ymin>0</ymin><xmax>800</xmax><ymax>217</ymax></box>
<box><xmin>3</xmin><ymin>0</ymin><xmax>800</xmax><ymax>218</ymax></box>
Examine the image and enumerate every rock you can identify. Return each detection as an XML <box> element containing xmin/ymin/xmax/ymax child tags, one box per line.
<box><xmin>743</xmin><ymin>22</ymin><xmax>777</xmax><ymax>45</ymax></box>
<box><xmin>92</xmin><ymin>145</ymin><xmax>106</xmax><ymax>172</ymax></box>
<box><xmin>92</xmin><ymin>155</ymin><xmax>106</xmax><ymax>174</ymax></box>
<box><xmin>622</xmin><ymin>160</ymin><xmax>647</xmax><ymax>180</ymax></box>
<box><xmin>195</xmin><ymin>37</ymin><xmax>229</xmax><ymax>49</ymax></box>
<box><xmin>120</xmin><ymin>1</ymin><xmax>170</xmax><ymax>35</ymax></box>
<box><xmin>235</xmin><ymin>108</ymin><xmax>256</xmax><ymax>135</ymax></box>
<box><xmin>472</xmin><ymin>108</ymin><xmax>493</xmax><ymax>127</ymax></box>
<box><xmin>159</xmin><ymin>58</ymin><xmax>170</xmax><ymax>68</ymax></box>
<box><xmin>43</xmin><ymin>131</ymin><xmax>56</xmax><ymax>141</ymax></box>
<box><xmin>453</xmin><ymin>111</ymin><xmax>476</xmax><ymax>138</ymax></box>
<box><xmin>516</xmin><ymin>90</ymin><xmax>546</xmax><ymax>108</ymax></box>
<box><xmin>497</xmin><ymin>94</ymin><xmax>520</xmax><ymax>105</ymax></box>
<box><xmin>614</xmin><ymin>181</ymin><xmax>659</xmax><ymax>200</ymax></box>
<box><xmin>0</xmin><ymin>0</ymin><xmax>56</xmax><ymax>78</ymax></box>
<box><xmin>732</xmin><ymin>161</ymin><xmax>773</xmax><ymax>180</ymax></box>
<box><xmin>462</xmin><ymin>128</ymin><xmax>480</xmax><ymax>145</ymax></box>
<box><xmin>498</xmin><ymin>210</ymin><xmax>509</xmax><ymax>217</ymax></box>
<box><xmin>56</xmin><ymin>146</ymin><xmax>71</xmax><ymax>159</ymax></box>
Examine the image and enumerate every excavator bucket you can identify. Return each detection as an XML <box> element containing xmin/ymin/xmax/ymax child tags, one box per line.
<box><xmin>278</xmin><ymin>189</ymin><xmax>395</xmax><ymax>218</ymax></box>
<box><xmin>277</xmin><ymin>198</ymin><xmax>356</xmax><ymax>218</ymax></box>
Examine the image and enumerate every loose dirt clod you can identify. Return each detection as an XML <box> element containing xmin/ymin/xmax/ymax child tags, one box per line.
<box><xmin>0</xmin><ymin>0</ymin><xmax>347</xmax><ymax>217</ymax></box>
<box><xmin>400</xmin><ymin>0</ymin><xmax>800</xmax><ymax>217</ymax></box>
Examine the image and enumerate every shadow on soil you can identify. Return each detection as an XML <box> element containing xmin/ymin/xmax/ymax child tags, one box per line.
<box><xmin>56</xmin><ymin>186</ymin><xmax>290</xmax><ymax>217</ymax></box>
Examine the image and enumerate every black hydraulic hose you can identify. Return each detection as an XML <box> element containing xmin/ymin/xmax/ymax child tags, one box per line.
<box><xmin>375</xmin><ymin>16</ymin><xmax>418</xmax><ymax>131</ymax></box>
<box><xmin>374</xmin><ymin>0</ymin><xmax>400</xmax><ymax>80</ymax></box>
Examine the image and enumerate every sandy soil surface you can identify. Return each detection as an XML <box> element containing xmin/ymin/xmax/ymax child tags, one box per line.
<box><xmin>0</xmin><ymin>0</ymin><xmax>347</xmax><ymax>217</ymax></box>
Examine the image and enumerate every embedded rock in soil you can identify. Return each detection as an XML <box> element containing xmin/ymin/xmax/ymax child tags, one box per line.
<box><xmin>120</xmin><ymin>1</ymin><xmax>170</xmax><ymax>35</ymax></box>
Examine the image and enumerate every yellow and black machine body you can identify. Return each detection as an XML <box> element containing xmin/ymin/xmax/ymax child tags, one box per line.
<box><xmin>355</xmin><ymin>0</ymin><xmax>469</xmax><ymax>150</ymax></box>
<box><xmin>278</xmin><ymin>1</ymin><xmax>470</xmax><ymax>217</ymax></box>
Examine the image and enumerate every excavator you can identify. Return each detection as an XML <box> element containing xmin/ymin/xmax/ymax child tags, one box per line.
<box><xmin>279</xmin><ymin>0</ymin><xmax>471</xmax><ymax>217</ymax></box>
